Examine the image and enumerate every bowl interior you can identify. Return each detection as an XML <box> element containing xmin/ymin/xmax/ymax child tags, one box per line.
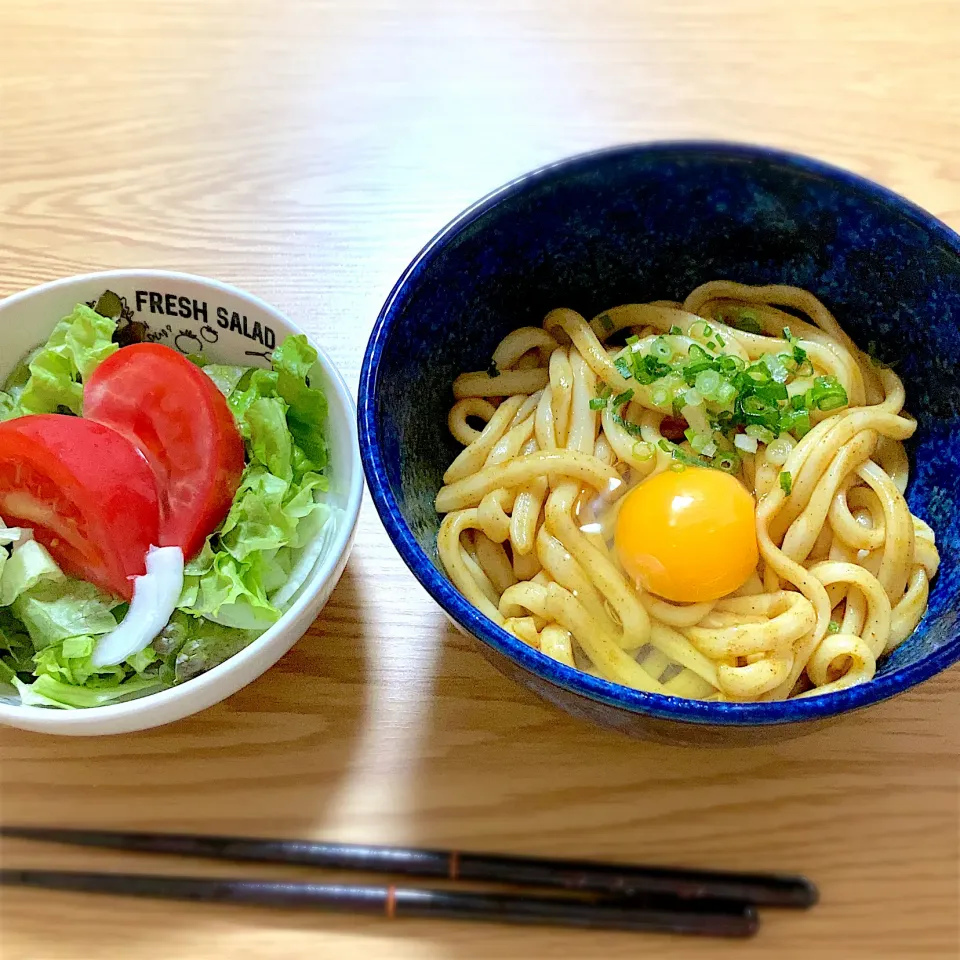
<box><xmin>366</xmin><ymin>144</ymin><xmax>960</xmax><ymax>716</ymax></box>
<box><xmin>0</xmin><ymin>270</ymin><xmax>361</xmax><ymax>721</ymax></box>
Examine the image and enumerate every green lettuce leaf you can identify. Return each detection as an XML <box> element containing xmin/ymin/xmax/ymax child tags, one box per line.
<box><xmin>269</xmin><ymin>501</ymin><xmax>337</xmax><ymax>609</ymax></box>
<box><xmin>0</xmin><ymin>543</ymin><xmax>120</xmax><ymax>650</ymax></box>
<box><xmin>245</xmin><ymin>397</ymin><xmax>293</xmax><ymax>481</ymax></box>
<box><xmin>271</xmin><ymin>335</ymin><xmax>329</xmax><ymax>470</ymax></box>
<box><xmin>31</xmin><ymin>634</ymin><xmax>158</xmax><ymax>686</ymax></box>
<box><xmin>227</xmin><ymin>336</ymin><xmax>329</xmax><ymax>479</ymax></box>
<box><xmin>155</xmin><ymin>611</ymin><xmax>260</xmax><ymax>684</ymax></box>
<box><xmin>13</xmin><ymin>580</ymin><xmax>120</xmax><ymax>650</ymax></box>
<box><xmin>228</xmin><ymin>368</ymin><xmax>278</xmax><ymax>429</ymax></box>
<box><xmin>0</xmin><ymin>608</ymin><xmax>35</xmax><ymax>679</ymax></box>
<box><xmin>14</xmin><ymin>304</ymin><xmax>117</xmax><ymax>416</ymax></box>
<box><xmin>178</xmin><ymin>544</ymin><xmax>281</xmax><ymax>631</ymax></box>
<box><xmin>0</xmin><ymin>346</ymin><xmax>40</xmax><ymax>418</ymax></box>
<box><xmin>219</xmin><ymin>466</ymin><xmax>294</xmax><ymax>561</ymax></box>
<box><xmin>13</xmin><ymin>673</ymin><xmax>162</xmax><ymax>709</ymax></box>
<box><xmin>0</xmin><ymin>391</ymin><xmax>19</xmax><ymax>422</ymax></box>
<box><xmin>0</xmin><ymin>540</ymin><xmax>64</xmax><ymax>606</ymax></box>
<box><xmin>179</xmin><ymin>457</ymin><xmax>333</xmax><ymax>631</ymax></box>
<box><xmin>201</xmin><ymin>364</ymin><xmax>248</xmax><ymax>398</ymax></box>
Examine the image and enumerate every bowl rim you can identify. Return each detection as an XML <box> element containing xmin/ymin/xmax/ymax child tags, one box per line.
<box><xmin>358</xmin><ymin>139</ymin><xmax>960</xmax><ymax>727</ymax></box>
<box><xmin>0</xmin><ymin>268</ymin><xmax>364</xmax><ymax>727</ymax></box>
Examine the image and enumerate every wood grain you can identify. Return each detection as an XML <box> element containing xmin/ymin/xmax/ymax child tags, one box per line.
<box><xmin>1</xmin><ymin>1</ymin><xmax>959</xmax><ymax>957</ymax></box>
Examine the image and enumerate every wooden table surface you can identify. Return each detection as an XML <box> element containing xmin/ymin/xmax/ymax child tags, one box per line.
<box><xmin>2</xmin><ymin>1</ymin><xmax>959</xmax><ymax>957</ymax></box>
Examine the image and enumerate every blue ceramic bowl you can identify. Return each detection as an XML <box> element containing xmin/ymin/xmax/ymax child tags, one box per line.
<box><xmin>359</xmin><ymin>142</ymin><xmax>960</xmax><ymax>744</ymax></box>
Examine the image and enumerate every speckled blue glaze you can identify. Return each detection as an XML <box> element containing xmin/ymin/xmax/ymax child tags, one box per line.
<box><xmin>359</xmin><ymin>142</ymin><xmax>960</xmax><ymax>744</ymax></box>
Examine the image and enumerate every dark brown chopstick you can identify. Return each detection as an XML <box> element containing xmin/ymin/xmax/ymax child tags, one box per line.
<box><xmin>0</xmin><ymin>826</ymin><xmax>817</xmax><ymax>908</ymax></box>
<box><xmin>0</xmin><ymin>869</ymin><xmax>759</xmax><ymax>938</ymax></box>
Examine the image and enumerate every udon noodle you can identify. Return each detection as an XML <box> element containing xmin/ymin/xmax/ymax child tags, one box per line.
<box><xmin>434</xmin><ymin>281</ymin><xmax>939</xmax><ymax>702</ymax></box>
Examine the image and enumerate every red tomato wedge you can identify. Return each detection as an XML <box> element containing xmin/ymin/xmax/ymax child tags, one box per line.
<box><xmin>83</xmin><ymin>343</ymin><xmax>245</xmax><ymax>560</ymax></box>
<box><xmin>0</xmin><ymin>415</ymin><xmax>160</xmax><ymax>600</ymax></box>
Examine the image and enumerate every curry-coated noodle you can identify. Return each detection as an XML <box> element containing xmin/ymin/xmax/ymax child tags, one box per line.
<box><xmin>434</xmin><ymin>282</ymin><xmax>939</xmax><ymax>702</ymax></box>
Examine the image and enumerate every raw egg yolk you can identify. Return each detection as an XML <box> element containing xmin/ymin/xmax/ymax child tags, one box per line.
<box><xmin>614</xmin><ymin>467</ymin><xmax>758</xmax><ymax>603</ymax></box>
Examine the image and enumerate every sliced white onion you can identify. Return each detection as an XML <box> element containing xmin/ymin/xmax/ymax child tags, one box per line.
<box><xmin>91</xmin><ymin>546</ymin><xmax>184</xmax><ymax>667</ymax></box>
<box><xmin>735</xmin><ymin>433</ymin><xmax>759</xmax><ymax>453</ymax></box>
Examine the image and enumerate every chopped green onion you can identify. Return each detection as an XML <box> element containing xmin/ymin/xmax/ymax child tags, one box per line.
<box><xmin>651</xmin><ymin>337</ymin><xmax>672</xmax><ymax>360</ymax></box>
<box><xmin>716</xmin><ymin>334</ymin><xmax>726</xmax><ymax>347</ymax></box>
<box><xmin>684</xmin><ymin>388</ymin><xmax>703</xmax><ymax>407</ymax></box>
<box><xmin>670</xmin><ymin>462</ymin><xmax>686</xmax><ymax>472</ymax></box>
<box><xmin>762</xmin><ymin>353</ymin><xmax>790</xmax><ymax>384</ymax></box>
<box><xmin>716</xmin><ymin>452</ymin><xmax>740</xmax><ymax>473</ymax></box>
<box><xmin>625</xmin><ymin>353</ymin><xmax>673</xmax><ymax>385</ymax></box>
<box><xmin>590</xmin><ymin>385</ymin><xmax>612</xmax><ymax>409</ymax></box>
<box><xmin>614</xmin><ymin>356</ymin><xmax>632</xmax><ymax>379</ymax></box>
<box><xmin>755</xmin><ymin>381</ymin><xmax>789</xmax><ymax>403</ymax></box>
<box><xmin>745</xmin><ymin>360</ymin><xmax>774</xmax><ymax>383</ymax></box>
<box><xmin>598</xmin><ymin>313</ymin><xmax>614</xmax><ymax>332</ymax></box>
<box><xmin>655</xmin><ymin>437</ymin><xmax>733</xmax><ymax>472</ymax></box>
<box><xmin>780</xmin><ymin>408</ymin><xmax>811</xmax><ymax>437</ymax></box>
<box><xmin>651</xmin><ymin>386</ymin><xmax>670</xmax><ymax>407</ymax></box>
<box><xmin>669</xmin><ymin>324</ymin><xmax>682</xmax><ymax>335</ymax></box>
<box><xmin>611</xmin><ymin>411</ymin><xmax>644</xmax><ymax>437</ymax></box>
<box><xmin>695</xmin><ymin>369</ymin><xmax>721</xmax><ymax>398</ymax></box>
<box><xmin>828</xmin><ymin>619</ymin><xmax>840</xmax><ymax>634</ymax></box>
<box><xmin>701</xmin><ymin>440</ymin><xmax>717</xmax><ymax>458</ymax></box>
<box><xmin>632</xmin><ymin>440</ymin><xmax>655</xmax><ymax>461</ymax></box>
<box><xmin>779</xmin><ymin>471</ymin><xmax>793</xmax><ymax>495</ymax></box>
<box><xmin>673</xmin><ymin>445</ymin><xmax>709</xmax><ymax>469</ymax></box>
<box><xmin>745</xmin><ymin>424</ymin><xmax>775</xmax><ymax>444</ymax></box>
<box><xmin>808</xmin><ymin>376</ymin><xmax>848</xmax><ymax>411</ymax></box>
<box><xmin>689</xmin><ymin>432</ymin><xmax>713</xmax><ymax>454</ymax></box>
<box><xmin>612</xmin><ymin>389</ymin><xmax>634</xmax><ymax>407</ymax></box>
<box><xmin>715</xmin><ymin>380</ymin><xmax>737</xmax><ymax>406</ymax></box>
<box><xmin>741</xmin><ymin>395</ymin><xmax>775</xmax><ymax>418</ymax></box>
<box><xmin>717</xmin><ymin>355</ymin><xmax>745</xmax><ymax>375</ymax></box>
<box><xmin>766</xmin><ymin>437</ymin><xmax>794</xmax><ymax>466</ymax></box>
<box><xmin>729</xmin><ymin>310</ymin><xmax>762</xmax><ymax>335</ymax></box>
<box><xmin>625</xmin><ymin>334</ymin><xmax>640</xmax><ymax>346</ymax></box>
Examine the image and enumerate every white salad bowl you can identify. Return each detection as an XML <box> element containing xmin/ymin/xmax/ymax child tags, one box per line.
<box><xmin>0</xmin><ymin>270</ymin><xmax>363</xmax><ymax>735</ymax></box>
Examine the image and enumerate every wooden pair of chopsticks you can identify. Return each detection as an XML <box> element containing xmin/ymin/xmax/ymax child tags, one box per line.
<box><xmin>0</xmin><ymin>827</ymin><xmax>817</xmax><ymax>938</ymax></box>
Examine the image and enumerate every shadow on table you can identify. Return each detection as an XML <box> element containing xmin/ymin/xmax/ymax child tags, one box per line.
<box><xmin>1</xmin><ymin>578</ymin><xmax>958</xmax><ymax>959</ymax></box>
<box><xmin>387</xmin><ymin>617</ymin><xmax>960</xmax><ymax>960</ymax></box>
<box><xmin>0</xmin><ymin>562</ymin><xmax>376</xmax><ymax>953</ymax></box>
